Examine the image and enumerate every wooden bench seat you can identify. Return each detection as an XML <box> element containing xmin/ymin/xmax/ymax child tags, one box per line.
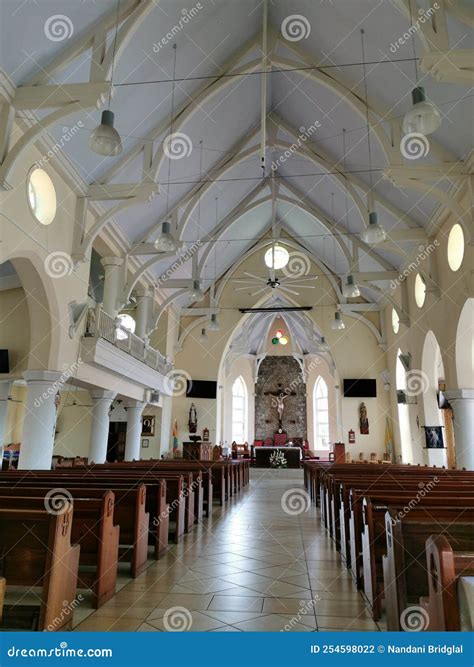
<box><xmin>0</xmin><ymin>504</ymin><xmax>80</xmax><ymax>631</ymax></box>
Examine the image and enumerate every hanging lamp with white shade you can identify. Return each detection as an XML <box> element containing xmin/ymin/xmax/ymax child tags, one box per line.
<box><xmin>155</xmin><ymin>44</ymin><xmax>178</xmax><ymax>253</ymax></box>
<box><xmin>199</xmin><ymin>328</ymin><xmax>208</xmax><ymax>343</ymax></box>
<box><xmin>190</xmin><ymin>280</ymin><xmax>203</xmax><ymax>301</ymax></box>
<box><xmin>89</xmin><ymin>2</ymin><xmax>122</xmax><ymax>156</ymax></box>
<box><xmin>402</xmin><ymin>1</ymin><xmax>441</xmax><ymax>136</ymax></box>
<box><xmin>331</xmin><ymin>311</ymin><xmax>345</xmax><ymax>331</ymax></box>
<box><xmin>208</xmin><ymin>313</ymin><xmax>220</xmax><ymax>332</ymax></box>
<box><xmin>343</xmin><ymin>274</ymin><xmax>360</xmax><ymax>298</ymax></box>
<box><xmin>359</xmin><ymin>29</ymin><xmax>386</xmax><ymax>246</ymax></box>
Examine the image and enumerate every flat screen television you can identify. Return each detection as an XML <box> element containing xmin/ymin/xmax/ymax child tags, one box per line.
<box><xmin>343</xmin><ymin>379</ymin><xmax>377</xmax><ymax>398</ymax></box>
<box><xmin>186</xmin><ymin>380</ymin><xmax>217</xmax><ymax>399</ymax></box>
<box><xmin>0</xmin><ymin>350</ymin><xmax>9</xmax><ymax>373</ymax></box>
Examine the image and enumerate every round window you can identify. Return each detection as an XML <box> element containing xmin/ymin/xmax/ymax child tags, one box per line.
<box><xmin>447</xmin><ymin>223</ymin><xmax>464</xmax><ymax>272</ymax></box>
<box><xmin>27</xmin><ymin>167</ymin><xmax>57</xmax><ymax>225</ymax></box>
<box><xmin>414</xmin><ymin>273</ymin><xmax>426</xmax><ymax>308</ymax></box>
<box><xmin>392</xmin><ymin>308</ymin><xmax>400</xmax><ymax>334</ymax></box>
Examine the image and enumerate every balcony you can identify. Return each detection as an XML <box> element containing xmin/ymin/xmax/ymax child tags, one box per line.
<box><xmin>81</xmin><ymin>306</ymin><xmax>172</xmax><ymax>391</ymax></box>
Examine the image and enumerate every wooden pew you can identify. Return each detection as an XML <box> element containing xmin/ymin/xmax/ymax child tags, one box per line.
<box><xmin>419</xmin><ymin>534</ymin><xmax>474</xmax><ymax>631</ymax></box>
<box><xmin>383</xmin><ymin>507</ymin><xmax>474</xmax><ymax>630</ymax></box>
<box><xmin>0</xmin><ymin>503</ymin><xmax>80</xmax><ymax>631</ymax></box>
<box><xmin>0</xmin><ymin>483</ymin><xmax>151</xmax><ymax>575</ymax></box>
<box><xmin>0</xmin><ymin>491</ymin><xmax>119</xmax><ymax>609</ymax></box>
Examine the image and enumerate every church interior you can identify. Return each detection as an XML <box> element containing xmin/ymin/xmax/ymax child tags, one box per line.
<box><xmin>0</xmin><ymin>0</ymin><xmax>473</xmax><ymax>637</ymax></box>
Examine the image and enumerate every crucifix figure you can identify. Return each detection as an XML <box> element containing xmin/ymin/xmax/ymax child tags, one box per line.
<box><xmin>264</xmin><ymin>384</ymin><xmax>296</xmax><ymax>429</ymax></box>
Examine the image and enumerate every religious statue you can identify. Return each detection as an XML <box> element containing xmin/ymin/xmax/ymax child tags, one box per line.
<box><xmin>274</xmin><ymin>393</ymin><xmax>288</xmax><ymax>424</ymax></box>
<box><xmin>359</xmin><ymin>402</ymin><xmax>369</xmax><ymax>435</ymax></box>
<box><xmin>264</xmin><ymin>384</ymin><xmax>296</xmax><ymax>429</ymax></box>
<box><xmin>188</xmin><ymin>402</ymin><xmax>197</xmax><ymax>434</ymax></box>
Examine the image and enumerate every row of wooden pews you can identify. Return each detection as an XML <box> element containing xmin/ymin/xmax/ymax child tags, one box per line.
<box><xmin>0</xmin><ymin>458</ymin><xmax>248</xmax><ymax>631</ymax></box>
<box><xmin>303</xmin><ymin>460</ymin><xmax>474</xmax><ymax>631</ymax></box>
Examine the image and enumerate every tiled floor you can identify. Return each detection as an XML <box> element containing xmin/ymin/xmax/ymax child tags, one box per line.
<box><xmin>74</xmin><ymin>469</ymin><xmax>384</xmax><ymax>632</ymax></box>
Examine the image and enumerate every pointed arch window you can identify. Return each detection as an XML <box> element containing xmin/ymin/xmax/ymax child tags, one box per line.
<box><xmin>314</xmin><ymin>377</ymin><xmax>329</xmax><ymax>449</ymax></box>
<box><xmin>232</xmin><ymin>376</ymin><xmax>248</xmax><ymax>443</ymax></box>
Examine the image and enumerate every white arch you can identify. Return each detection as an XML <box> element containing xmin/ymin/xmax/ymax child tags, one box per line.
<box><xmin>456</xmin><ymin>298</ymin><xmax>474</xmax><ymax>389</ymax></box>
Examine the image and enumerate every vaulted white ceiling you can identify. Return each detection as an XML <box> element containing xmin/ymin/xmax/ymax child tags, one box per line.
<box><xmin>1</xmin><ymin>0</ymin><xmax>472</xmax><ymax>318</ymax></box>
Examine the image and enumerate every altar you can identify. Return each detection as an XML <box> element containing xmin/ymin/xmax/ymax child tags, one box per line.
<box><xmin>254</xmin><ymin>446</ymin><xmax>302</xmax><ymax>469</ymax></box>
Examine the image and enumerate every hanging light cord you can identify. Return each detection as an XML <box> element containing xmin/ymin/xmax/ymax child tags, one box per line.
<box><xmin>165</xmin><ymin>44</ymin><xmax>178</xmax><ymax>220</ymax></box>
<box><xmin>408</xmin><ymin>0</ymin><xmax>419</xmax><ymax>84</ymax></box>
<box><xmin>342</xmin><ymin>128</ymin><xmax>352</xmax><ymax>272</ymax></box>
<box><xmin>360</xmin><ymin>29</ymin><xmax>374</xmax><ymax>200</ymax></box>
<box><xmin>198</xmin><ymin>139</ymin><xmax>203</xmax><ymax>245</ymax></box>
<box><xmin>108</xmin><ymin>0</ymin><xmax>121</xmax><ymax>108</ymax></box>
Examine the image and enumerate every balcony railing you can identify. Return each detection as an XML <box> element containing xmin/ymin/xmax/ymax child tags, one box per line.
<box><xmin>85</xmin><ymin>306</ymin><xmax>172</xmax><ymax>376</ymax></box>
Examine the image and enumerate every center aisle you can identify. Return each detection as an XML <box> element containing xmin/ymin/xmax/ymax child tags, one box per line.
<box><xmin>74</xmin><ymin>469</ymin><xmax>383</xmax><ymax>632</ymax></box>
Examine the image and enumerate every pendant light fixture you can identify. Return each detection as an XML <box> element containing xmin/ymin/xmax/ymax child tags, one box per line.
<box><xmin>331</xmin><ymin>311</ymin><xmax>345</xmax><ymax>331</ymax></box>
<box><xmin>359</xmin><ymin>29</ymin><xmax>386</xmax><ymax>246</ymax></box>
<box><xmin>155</xmin><ymin>44</ymin><xmax>178</xmax><ymax>252</ymax></box>
<box><xmin>343</xmin><ymin>274</ymin><xmax>360</xmax><ymax>298</ymax></box>
<box><xmin>341</xmin><ymin>128</ymin><xmax>360</xmax><ymax>299</ymax></box>
<box><xmin>199</xmin><ymin>327</ymin><xmax>208</xmax><ymax>343</ymax></box>
<box><xmin>319</xmin><ymin>335</ymin><xmax>330</xmax><ymax>352</ymax></box>
<box><xmin>402</xmin><ymin>1</ymin><xmax>441</xmax><ymax>136</ymax></box>
<box><xmin>189</xmin><ymin>139</ymin><xmax>204</xmax><ymax>301</ymax></box>
<box><xmin>208</xmin><ymin>313</ymin><xmax>220</xmax><ymax>332</ymax></box>
<box><xmin>190</xmin><ymin>279</ymin><xmax>203</xmax><ymax>301</ymax></box>
<box><xmin>89</xmin><ymin>1</ymin><xmax>122</xmax><ymax>156</ymax></box>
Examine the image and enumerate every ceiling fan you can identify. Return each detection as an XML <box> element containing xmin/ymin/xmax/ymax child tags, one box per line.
<box><xmin>234</xmin><ymin>177</ymin><xmax>316</xmax><ymax>297</ymax></box>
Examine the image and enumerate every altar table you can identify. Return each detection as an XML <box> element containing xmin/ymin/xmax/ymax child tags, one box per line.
<box><xmin>254</xmin><ymin>446</ymin><xmax>302</xmax><ymax>468</ymax></box>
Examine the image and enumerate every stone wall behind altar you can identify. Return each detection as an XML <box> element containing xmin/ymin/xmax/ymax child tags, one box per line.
<box><xmin>255</xmin><ymin>356</ymin><xmax>307</xmax><ymax>440</ymax></box>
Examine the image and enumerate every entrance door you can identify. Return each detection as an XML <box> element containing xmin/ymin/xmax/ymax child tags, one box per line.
<box><xmin>107</xmin><ymin>422</ymin><xmax>127</xmax><ymax>462</ymax></box>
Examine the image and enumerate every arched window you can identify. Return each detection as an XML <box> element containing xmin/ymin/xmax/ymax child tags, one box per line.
<box><xmin>314</xmin><ymin>377</ymin><xmax>329</xmax><ymax>449</ymax></box>
<box><xmin>231</xmin><ymin>377</ymin><xmax>247</xmax><ymax>443</ymax></box>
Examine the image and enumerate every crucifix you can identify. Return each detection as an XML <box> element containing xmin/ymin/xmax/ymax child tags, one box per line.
<box><xmin>264</xmin><ymin>384</ymin><xmax>296</xmax><ymax>429</ymax></box>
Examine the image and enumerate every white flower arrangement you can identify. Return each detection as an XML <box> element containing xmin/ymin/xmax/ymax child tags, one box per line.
<box><xmin>269</xmin><ymin>450</ymin><xmax>287</xmax><ymax>468</ymax></box>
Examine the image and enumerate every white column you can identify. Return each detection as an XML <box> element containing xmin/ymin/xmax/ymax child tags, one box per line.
<box><xmin>446</xmin><ymin>389</ymin><xmax>474</xmax><ymax>470</ymax></box>
<box><xmin>124</xmin><ymin>401</ymin><xmax>146</xmax><ymax>461</ymax></box>
<box><xmin>135</xmin><ymin>288</ymin><xmax>154</xmax><ymax>338</ymax></box>
<box><xmin>18</xmin><ymin>371</ymin><xmax>63</xmax><ymax>470</ymax></box>
<box><xmin>0</xmin><ymin>380</ymin><xmax>12</xmax><ymax>452</ymax></box>
<box><xmin>89</xmin><ymin>390</ymin><xmax>116</xmax><ymax>464</ymax></box>
<box><xmin>160</xmin><ymin>394</ymin><xmax>173</xmax><ymax>457</ymax></box>
<box><xmin>101</xmin><ymin>256</ymin><xmax>124</xmax><ymax>317</ymax></box>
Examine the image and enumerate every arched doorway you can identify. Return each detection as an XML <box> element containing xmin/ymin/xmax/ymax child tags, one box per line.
<box><xmin>421</xmin><ymin>331</ymin><xmax>449</xmax><ymax>467</ymax></box>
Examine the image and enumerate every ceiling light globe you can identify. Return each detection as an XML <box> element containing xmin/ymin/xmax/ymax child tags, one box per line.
<box><xmin>115</xmin><ymin>313</ymin><xmax>136</xmax><ymax>340</ymax></box>
<box><xmin>208</xmin><ymin>314</ymin><xmax>220</xmax><ymax>332</ymax></box>
<box><xmin>361</xmin><ymin>212</ymin><xmax>386</xmax><ymax>245</ymax></box>
<box><xmin>331</xmin><ymin>311</ymin><xmax>345</xmax><ymax>331</ymax></box>
<box><xmin>402</xmin><ymin>87</ymin><xmax>441</xmax><ymax>136</ymax></box>
<box><xmin>342</xmin><ymin>274</ymin><xmax>360</xmax><ymax>298</ymax></box>
<box><xmin>279</xmin><ymin>336</ymin><xmax>288</xmax><ymax>345</ymax></box>
<box><xmin>89</xmin><ymin>110</ymin><xmax>122</xmax><ymax>156</ymax></box>
<box><xmin>154</xmin><ymin>221</ymin><xmax>177</xmax><ymax>252</ymax></box>
<box><xmin>189</xmin><ymin>280</ymin><xmax>203</xmax><ymax>301</ymax></box>
<box><xmin>264</xmin><ymin>245</ymin><xmax>289</xmax><ymax>270</ymax></box>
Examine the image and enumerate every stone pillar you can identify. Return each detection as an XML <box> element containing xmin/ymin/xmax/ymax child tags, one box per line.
<box><xmin>89</xmin><ymin>390</ymin><xmax>116</xmax><ymax>464</ymax></box>
<box><xmin>135</xmin><ymin>288</ymin><xmax>154</xmax><ymax>338</ymax></box>
<box><xmin>101</xmin><ymin>256</ymin><xmax>124</xmax><ymax>317</ymax></box>
<box><xmin>124</xmin><ymin>401</ymin><xmax>146</xmax><ymax>461</ymax></box>
<box><xmin>18</xmin><ymin>371</ymin><xmax>63</xmax><ymax>470</ymax></box>
<box><xmin>160</xmin><ymin>394</ymin><xmax>173</xmax><ymax>457</ymax></box>
<box><xmin>0</xmin><ymin>380</ymin><xmax>12</xmax><ymax>451</ymax></box>
<box><xmin>445</xmin><ymin>389</ymin><xmax>474</xmax><ymax>470</ymax></box>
